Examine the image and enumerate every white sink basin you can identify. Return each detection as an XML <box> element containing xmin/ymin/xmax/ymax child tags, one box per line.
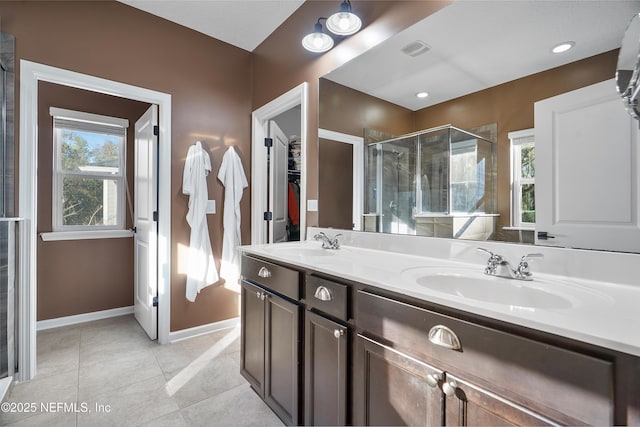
<box><xmin>401</xmin><ymin>267</ymin><xmax>610</xmax><ymax>310</ymax></box>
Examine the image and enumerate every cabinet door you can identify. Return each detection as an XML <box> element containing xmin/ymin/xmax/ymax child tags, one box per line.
<box><xmin>355</xmin><ymin>334</ymin><xmax>443</xmax><ymax>426</ymax></box>
<box><xmin>264</xmin><ymin>291</ymin><xmax>301</xmax><ymax>425</ymax></box>
<box><xmin>305</xmin><ymin>310</ymin><xmax>348</xmax><ymax>426</ymax></box>
<box><xmin>240</xmin><ymin>280</ymin><xmax>265</xmax><ymax>395</ymax></box>
<box><xmin>443</xmin><ymin>373</ymin><xmax>558</xmax><ymax>427</ymax></box>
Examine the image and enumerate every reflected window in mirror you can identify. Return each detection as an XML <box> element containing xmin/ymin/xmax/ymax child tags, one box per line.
<box><xmin>509</xmin><ymin>129</ymin><xmax>536</xmax><ymax>229</ymax></box>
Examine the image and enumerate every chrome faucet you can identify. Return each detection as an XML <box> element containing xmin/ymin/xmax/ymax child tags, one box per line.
<box><xmin>477</xmin><ymin>248</ymin><xmax>543</xmax><ymax>281</ymax></box>
<box><xmin>314</xmin><ymin>232</ymin><xmax>342</xmax><ymax>249</ymax></box>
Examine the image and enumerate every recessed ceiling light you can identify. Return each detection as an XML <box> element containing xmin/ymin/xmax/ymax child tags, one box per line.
<box><xmin>416</xmin><ymin>92</ymin><xmax>429</xmax><ymax>99</ymax></box>
<box><xmin>552</xmin><ymin>41</ymin><xmax>575</xmax><ymax>54</ymax></box>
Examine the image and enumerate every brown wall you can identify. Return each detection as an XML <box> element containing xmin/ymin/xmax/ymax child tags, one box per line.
<box><xmin>414</xmin><ymin>50</ymin><xmax>618</xmax><ymax>229</ymax></box>
<box><xmin>319</xmin><ymin>78</ymin><xmax>415</xmax><ymax>137</ymax></box>
<box><xmin>1</xmin><ymin>1</ymin><xmax>252</xmax><ymax>330</ymax></box>
<box><xmin>253</xmin><ymin>0</ymin><xmax>452</xmax><ymax>227</ymax></box>
<box><xmin>318</xmin><ymin>138</ymin><xmax>353</xmax><ymax>229</ymax></box>
<box><xmin>37</xmin><ymin>82</ymin><xmax>149</xmax><ymax>320</ymax></box>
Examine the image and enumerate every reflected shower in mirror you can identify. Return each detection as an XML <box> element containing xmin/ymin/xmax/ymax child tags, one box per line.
<box><xmin>363</xmin><ymin>126</ymin><xmax>496</xmax><ymax>240</ymax></box>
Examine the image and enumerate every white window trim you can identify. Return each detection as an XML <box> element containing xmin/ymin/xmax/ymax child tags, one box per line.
<box><xmin>509</xmin><ymin>128</ymin><xmax>535</xmax><ymax>229</ymax></box>
<box><xmin>50</xmin><ymin>107</ymin><xmax>128</xmax><ymax>231</ymax></box>
<box><xmin>40</xmin><ymin>229</ymin><xmax>134</xmax><ymax>241</ymax></box>
<box><xmin>49</xmin><ymin>107</ymin><xmax>129</xmax><ymax>128</ymax></box>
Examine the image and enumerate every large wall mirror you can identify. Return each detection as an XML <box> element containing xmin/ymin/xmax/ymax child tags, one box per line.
<box><xmin>318</xmin><ymin>0</ymin><xmax>640</xmax><ymax>253</ymax></box>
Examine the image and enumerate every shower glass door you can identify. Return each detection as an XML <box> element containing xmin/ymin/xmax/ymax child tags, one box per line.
<box><xmin>380</xmin><ymin>138</ymin><xmax>416</xmax><ymax>234</ymax></box>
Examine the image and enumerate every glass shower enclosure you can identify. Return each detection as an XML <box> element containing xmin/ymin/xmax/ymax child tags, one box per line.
<box><xmin>364</xmin><ymin>125</ymin><xmax>496</xmax><ymax>239</ymax></box>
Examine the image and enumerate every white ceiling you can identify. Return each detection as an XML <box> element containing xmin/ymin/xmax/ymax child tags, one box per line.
<box><xmin>118</xmin><ymin>0</ymin><xmax>305</xmax><ymax>52</ymax></box>
<box><xmin>118</xmin><ymin>0</ymin><xmax>640</xmax><ymax>110</ymax></box>
<box><xmin>325</xmin><ymin>0</ymin><xmax>640</xmax><ymax>110</ymax></box>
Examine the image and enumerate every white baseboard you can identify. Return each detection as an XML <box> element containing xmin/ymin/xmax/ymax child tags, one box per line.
<box><xmin>36</xmin><ymin>306</ymin><xmax>134</xmax><ymax>331</ymax></box>
<box><xmin>168</xmin><ymin>317</ymin><xmax>240</xmax><ymax>343</ymax></box>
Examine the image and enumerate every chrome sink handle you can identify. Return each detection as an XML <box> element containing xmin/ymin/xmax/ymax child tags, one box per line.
<box><xmin>515</xmin><ymin>253</ymin><xmax>544</xmax><ymax>280</ymax></box>
<box><xmin>313</xmin><ymin>232</ymin><xmax>342</xmax><ymax>249</ymax></box>
<box><xmin>477</xmin><ymin>247</ymin><xmax>505</xmax><ymax>275</ymax></box>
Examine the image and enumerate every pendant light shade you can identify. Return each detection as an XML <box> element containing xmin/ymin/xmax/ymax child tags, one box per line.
<box><xmin>326</xmin><ymin>0</ymin><xmax>362</xmax><ymax>36</ymax></box>
<box><xmin>302</xmin><ymin>20</ymin><xmax>334</xmax><ymax>53</ymax></box>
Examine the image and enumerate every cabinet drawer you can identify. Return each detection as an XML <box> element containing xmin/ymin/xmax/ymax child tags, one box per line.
<box><xmin>241</xmin><ymin>256</ymin><xmax>300</xmax><ymax>300</ymax></box>
<box><xmin>305</xmin><ymin>275</ymin><xmax>349</xmax><ymax>321</ymax></box>
<box><xmin>356</xmin><ymin>290</ymin><xmax>614</xmax><ymax>426</ymax></box>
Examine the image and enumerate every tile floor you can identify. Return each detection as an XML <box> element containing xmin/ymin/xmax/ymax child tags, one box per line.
<box><xmin>0</xmin><ymin>315</ymin><xmax>284</xmax><ymax>426</ymax></box>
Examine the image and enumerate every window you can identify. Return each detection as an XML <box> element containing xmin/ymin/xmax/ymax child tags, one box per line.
<box><xmin>50</xmin><ymin>107</ymin><xmax>128</xmax><ymax>231</ymax></box>
<box><xmin>509</xmin><ymin>129</ymin><xmax>535</xmax><ymax>228</ymax></box>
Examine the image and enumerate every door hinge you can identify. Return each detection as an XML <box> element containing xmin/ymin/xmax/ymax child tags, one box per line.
<box><xmin>153</xmin><ymin>125</ymin><xmax>159</xmax><ymax>136</ymax></box>
<box><xmin>152</xmin><ymin>296</ymin><xmax>158</xmax><ymax>307</ymax></box>
<box><xmin>264</xmin><ymin>211</ymin><xmax>272</xmax><ymax>221</ymax></box>
<box><xmin>153</xmin><ymin>211</ymin><xmax>158</xmax><ymax>222</ymax></box>
<box><xmin>264</xmin><ymin>137</ymin><xmax>273</xmax><ymax>148</ymax></box>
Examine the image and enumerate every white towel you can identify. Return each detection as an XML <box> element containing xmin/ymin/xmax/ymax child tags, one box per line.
<box><xmin>182</xmin><ymin>141</ymin><xmax>218</xmax><ymax>302</ymax></box>
<box><xmin>217</xmin><ymin>146</ymin><xmax>248</xmax><ymax>285</ymax></box>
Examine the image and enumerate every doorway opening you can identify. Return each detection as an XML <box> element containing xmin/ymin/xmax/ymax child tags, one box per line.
<box><xmin>18</xmin><ymin>60</ymin><xmax>172</xmax><ymax>381</ymax></box>
<box><xmin>251</xmin><ymin>83</ymin><xmax>308</xmax><ymax>245</ymax></box>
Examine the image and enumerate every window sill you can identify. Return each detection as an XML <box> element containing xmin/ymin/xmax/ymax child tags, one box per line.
<box><xmin>502</xmin><ymin>226</ymin><xmax>535</xmax><ymax>232</ymax></box>
<box><xmin>40</xmin><ymin>230</ymin><xmax>134</xmax><ymax>242</ymax></box>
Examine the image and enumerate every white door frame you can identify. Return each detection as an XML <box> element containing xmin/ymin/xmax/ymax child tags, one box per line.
<box><xmin>318</xmin><ymin>128</ymin><xmax>364</xmax><ymax>231</ymax></box>
<box><xmin>18</xmin><ymin>60</ymin><xmax>172</xmax><ymax>381</ymax></box>
<box><xmin>251</xmin><ymin>83</ymin><xmax>308</xmax><ymax>244</ymax></box>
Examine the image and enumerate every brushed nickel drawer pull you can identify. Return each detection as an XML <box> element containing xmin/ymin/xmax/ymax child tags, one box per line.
<box><xmin>258</xmin><ymin>266</ymin><xmax>272</xmax><ymax>278</ymax></box>
<box><xmin>428</xmin><ymin>325</ymin><xmax>462</xmax><ymax>351</ymax></box>
<box><xmin>314</xmin><ymin>285</ymin><xmax>333</xmax><ymax>301</ymax></box>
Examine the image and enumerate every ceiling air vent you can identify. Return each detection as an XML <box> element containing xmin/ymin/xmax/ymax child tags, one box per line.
<box><xmin>401</xmin><ymin>40</ymin><xmax>431</xmax><ymax>57</ymax></box>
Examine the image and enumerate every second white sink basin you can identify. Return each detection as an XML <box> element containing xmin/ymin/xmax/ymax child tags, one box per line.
<box><xmin>414</xmin><ymin>272</ymin><xmax>572</xmax><ymax>309</ymax></box>
<box><xmin>401</xmin><ymin>267</ymin><xmax>610</xmax><ymax>310</ymax></box>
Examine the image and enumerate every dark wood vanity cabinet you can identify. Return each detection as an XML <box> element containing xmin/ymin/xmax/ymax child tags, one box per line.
<box><xmin>240</xmin><ymin>257</ymin><xmax>302</xmax><ymax>426</ymax></box>
<box><xmin>304</xmin><ymin>274</ymin><xmax>351</xmax><ymax>426</ymax></box>
<box><xmin>240</xmin><ymin>253</ymin><xmax>638</xmax><ymax>427</ymax></box>
<box><xmin>304</xmin><ymin>310</ymin><xmax>348</xmax><ymax>426</ymax></box>
<box><xmin>355</xmin><ymin>289</ymin><xmax>615</xmax><ymax>426</ymax></box>
<box><xmin>355</xmin><ymin>334</ymin><xmax>444</xmax><ymax>426</ymax></box>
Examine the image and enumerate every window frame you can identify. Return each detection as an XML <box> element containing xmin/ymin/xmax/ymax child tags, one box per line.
<box><xmin>509</xmin><ymin>128</ymin><xmax>535</xmax><ymax>229</ymax></box>
<box><xmin>50</xmin><ymin>107</ymin><xmax>128</xmax><ymax>232</ymax></box>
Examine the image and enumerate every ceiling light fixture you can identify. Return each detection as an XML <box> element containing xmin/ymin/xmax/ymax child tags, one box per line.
<box><xmin>552</xmin><ymin>41</ymin><xmax>575</xmax><ymax>54</ymax></box>
<box><xmin>326</xmin><ymin>0</ymin><xmax>362</xmax><ymax>36</ymax></box>
<box><xmin>416</xmin><ymin>92</ymin><xmax>429</xmax><ymax>99</ymax></box>
<box><xmin>302</xmin><ymin>18</ymin><xmax>334</xmax><ymax>53</ymax></box>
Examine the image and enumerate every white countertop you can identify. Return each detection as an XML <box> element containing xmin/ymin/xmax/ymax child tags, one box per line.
<box><xmin>241</xmin><ymin>230</ymin><xmax>640</xmax><ymax>358</ymax></box>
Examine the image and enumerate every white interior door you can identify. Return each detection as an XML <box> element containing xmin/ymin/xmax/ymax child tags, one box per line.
<box><xmin>268</xmin><ymin>120</ymin><xmax>289</xmax><ymax>243</ymax></box>
<box><xmin>535</xmin><ymin>79</ymin><xmax>640</xmax><ymax>252</ymax></box>
<box><xmin>134</xmin><ymin>104</ymin><xmax>158</xmax><ymax>339</ymax></box>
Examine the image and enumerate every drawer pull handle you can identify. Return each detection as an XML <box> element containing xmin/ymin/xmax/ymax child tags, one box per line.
<box><xmin>333</xmin><ymin>329</ymin><xmax>344</xmax><ymax>339</ymax></box>
<box><xmin>442</xmin><ymin>380</ymin><xmax>458</xmax><ymax>397</ymax></box>
<box><xmin>428</xmin><ymin>325</ymin><xmax>462</xmax><ymax>351</ymax></box>
<box><xmin>314</xmin><ymin>286</ymin><xmax>333</xmax><ymax>301</ymax></box>
<box><xmin>426</xmin><ymin>373</ymin><xmax>441</xmax><ymax>388</ymax></box>
<box><xmin>258</xmin><ymin>266</ymin><xmax>272</xmax><ymax>278</ymax></box>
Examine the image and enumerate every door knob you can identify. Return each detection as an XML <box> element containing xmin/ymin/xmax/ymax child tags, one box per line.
<box><xmin>333</xmin><ymin>329</ymin><xmax>344</xmax><ymax>339</ymax></box>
